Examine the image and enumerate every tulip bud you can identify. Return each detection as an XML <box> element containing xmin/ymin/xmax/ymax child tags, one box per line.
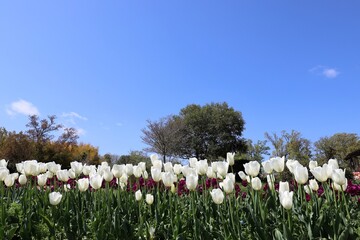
<box><xmin>19</xmin><ymin>174</ymin><xmax>27</xmax><ymax>185</ymax></box>
<box><xmin>173</xmin><ymin>164</ymin><xmax>182</xmax><ymax>175</ymax></box>
<box><xmin>37</xmin><ymin>174</ymin><xmax>47</xmax><ymax>187</ymax></box>
<box><xmin>164</xmin><ymin>162</ymin><xmax>173</xmax><ymax>173</ymax></box>
<box><xmin>332</xmin><ymin>179</ymin><xmax>348</xmax><ymax>191</ymax></box>
<box><xmin>332</xmin><ymin>169</ymin><xmax>346</xmax><ymax>186</ymax></box>
<box><xmin>0</xmin><ymin>159</ymin><xmax>8</xmax><ymax>168</ymax></box>
<box><xmin>304</xmin><ymin>185</ymin><xmax>311</xmax><ymax>194</ymax></box>
<box><xmin>150</xmin><ymin>154</ymin><xmax>159</xmax><ymax>164</ymax></box>
<box><xmin>244</xmin><ymin>161</ymin><xmax>260</xmax><ymax>177</ymax></box>
<box><xmin>286</xmin><ymin>160</ymin><xmax>301</xmax><ymax>174</ymax></box>
<box><xmin>251</xmin><ymin>177</ymin><xmax>262</xmax><ymax>191</ymax></box>
<box><xmin>146</xmin><ymin>194</ymin><xmax>154</xmax><ymax>205</ymax></box>
<box><xmin>171</xmin><ymin>184</ymin><xmax>176</xmax><ymax>193</ymax></box>
<box><xmin>294</xmin><ymin>165</ymin><xmax>308</xmax><ymax>185</ymax></box>
<box><xmin>112</xmin><ymin>164</ymin><xmax>125</xmax><ymax>178</ymax></box>
<box><xmin>133</xmin><ymin>166</ymin><xmax>143</xmax><ymax>178</ymax></box>
<box><xmin>71</xmin><ymin>161</ymin><xmax>83</xmax><ymax>177</ymax></box>
<box><xmin>56</xmin><ymin>170</ymin><xmax>69</xmax><ymax>182</ymax></box>
<box><xmin>221</xmin><ymin>176</ymin><xmax>234</xmax><ymax>193</ymax></box>
<box><xmin>49</xmin><ymin>192</ymin><xmax>62</xmax><ymax>206</ymax></box>
<box><xmin>189</xmin><ymin>158</ymin><xmax>198</xmax><ymax>168</ymax></box>
<box><xmin>186</xmin><ymin>174</ymin><xmax>198</xmax><ymax>191</ymax></box>
<box><xmin>77</xmin><ymin>178</ymin><xmax>90</xmax><ymax>192</ymax></box>
<box><xmin>103</xmin><ymin>169</ymin><xmax>114</xmax><ymax>182</ymax></box>
<box><xmin>206</xmin><ymin>167</ymin><xmax>216</xmax><ymax>179</ymax></box>
<box><xmin>262</xmin><ymin>160</ymin><xmax>273</xmax><ymax>174</ymax></box>
<box><xmin>216</xmin><ymin>162</ymin><xmax>229</xmax><ymax>178</ymax></box>
<box><xmin>90</xmin><ymin>174</ymin><xmax>103</xmax><ymax>190</ymax></box>
<box><xmin>309</xmin><ymin>161</ymin><xmax>318</xmax><ymax>170</ymax></box>
<box><xmin>135</xmin><ymin>190</ymin><xmax>142</xmax><ymax>201</ymax></box>
<box><xmin>161</xmin><ymin>172</ymin><xmax>175</xmax><ymax>187</ymax></box>
<box><xmin>227</xmin><ymin>152</ymin><xmax>235</xmax><ymax>166</ymax></box>
<box><xmin>210</xmin><ymin>188</ymin><xmax>224</xmax><ymax>204</ymax></box>
<box><xmin>270</xmin><ymin>156</ymin><xmax>285</xmax><ymax>173</ymax></box>
<box><xmin>138</xmin><ymin>162</ymin><xmax>146</xmax><ymax>172</ymax></box>
<box><xmin>279</xmin><ymin>191</ymin><xmax>293</xmax><ymax>210</ymax></box>
<box><xmin>309</xmin><ymin>179</ymin><xmax>319</xmax><ymax>191</ymax></box>
<box><xmin>151</xmin><ymin>167</ymin><xmax>162</xmax><ymax>182</ymax></box>
<box><xmin>196</xmin><ymin>160</ymin><xmax>208</xmax><ymax>175</ymax></box>
<box><xmin>4</xmin><ymin>174</ymin><xmax>15</xmax><ymax>187</ymax></box>
<box><xmin>125</xmin><ymin>164</ymin><xmax>134</xmax><ymax>176</ymax></box>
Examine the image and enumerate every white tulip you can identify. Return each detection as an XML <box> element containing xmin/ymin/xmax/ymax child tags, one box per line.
<box><xmin>267</xmin><ymin>175</ymin><xmax>274</xmax><ymax>190</ymax></box>
<box><xmin>216</xmin><ymin>162</ymin><xmax>229</xmax><ymax>178</ymax></box>
<box><xmin>138</xmin><ymin>162</ymin><xmax>146</xmax><ymax>172</ymax></box>
<box><xmin>49</xmin><ymin>192</ymin><xmax>62</xmax><ymax>206</ymax></box>
<box><xmin>125</xmin><ymin>164</ymin><xmax>133</xmax><ymax>176</ymax></box>
<box><xmin>90</xmin><ymin>174</ymin><xmax>103</xmax><ymax>190</ymax></box>
<box><xmin>0</xmin><ymin>159</ymin><xmax>8</xmax><ymax>168</ymax></box>
<box><xmin>244</xmin><ymin>161</ymin><xmax>260</xmax><ymax>177</ymax></box>
<box><xmin>24</xmin><ymin>160</ymin><xmax>40</xmax><ymax>176</ymax></box>
<box><xmin>294</xmin><ymin>165</ymin><xmax>308</xmax><ymax>185</ymax></box>
<box><xmin>77</xmin><ymin>178</ymin><xmax>89</xmax><ymax>192</ymax></box>
<box><xmin>328</xmin><ymin>159</ymin><xmax>339</xmax><ymax>170</ymax></box>
<box><xmin>309</xmin><ymin>161</ymin><xmax>318</xmax><ymax>170</ymax></box>
<box><xmin>286</xmin><ymin>159</ymin><xmax>301</xmax><ymax>174</ymax></box>
<box><xmin>135</xmin><ymin>190</ymin><xmax>142</xmax><ymax>201</ymax></box>
<box><xmin>112</xmin><ymin>164</ymin><xmax>125</xmax><ymax>178</ymax></box>
<box><xmin>146</xmin><ymin>194</ymin><xmax>154</xmax><ymax>205</ymax></box>
<box><xmin>309</xmin><ymin>179</ymin><xmax>319</xmax><ymax>191</ymax></box>
<box><xmin>333</xmin><ymin>179</ymin><xmax>348</xmax><ymax>191</ymax></box>
<box><xmin>332</xmin><ymin>169</ymin><xmax>346</xmax><ymax>186</ymax></box>
<box><xmin>186</xmin><ymin>174</ymin><xmax>198</xmax><ymax>191</ymax></box>
<box><xmin>150</xmin><ymin>154</ymin><xmax>159</xmax><ymax>164</ymax></box>
<box><xmin>238</xmin><ymin>171</ymin><xmax>247</xmax><ymax>181</ymax></box>
<box><xmin>262</xmin><ymin>160</ymin><xmax>273</xmax><ymax>174</ymax></box>
<box><xmin>310</xmin><ymin>166</ymin><xmax>328</xmax><ymax>182</ymax></box>
<box><xmin>0</xmin><ymin>167</ymin><xmax>9</xmax><ymax>181</ymax></box>
<box><xmin>210</xmin><ymin>188</ymin><xmax>224</xmax><ymax>204</ymax></box>
<box><xmin>133</xmin><ymin>166</ymin><xmax>143</xmax><ymax>178</ymax></box>
<box><xmin>221</xmin><ymin>176</ymin><xmax>234</xmax><ymax>193</ymax></box>
<box><xmin>68</xmin><ymin>169</ymin><xmax>76</xmax><ymax>179</ymax></box>
<box><xmin>16</xmin><ymin>163</ymin><xmax>24</xmax><ymax>174</ymax></box>
<box><xmin>152</xmin><ymin>160</ymin><xmax>162</xmax><ymax>170</ymax></box>
<box><xmin>173</xmin><ymin>164</ymin><xmax>182</xmax><ymax>175</ymax></box>
<box><xmin>19</xmin><ymin>174</ymin><xmax>27</xmax><ymax>185</ymax></box>
<box><xmin>270</xmin><ymin>156</ymin><xmax>285</xmax><ymax>173</ymax></box>
<box><xmin>189</xmin><ymin>158</ymin><xmax>198</xmax><ymax>168</ymax></box>
<box><xmin>161</xmin><ymin>172</ymin><xmax>175</xmax><ymax>187</ymax></box>
<box><xmin>4</xmin><ymin>174</ymin><xmax>15</xmax><ymax>187</ymax></box>
<box><xmin>227</xmin><ymin>152</ymin><xmax>235</xmax><ymax>166</ymax></box>
<box><xmin>195</xmin><ymin>160</ymin><xmax>208</xmax><ymax>175</ymax></box>
<box><xmin>279</xmin><ymin>191</ymin><xmax>293</xmax><ymax>210</ymax></box>
<box><xmin>164</xmin><ymin>162</ymin><xmax>173</xmax><ymax>173</ymax></box>
<box><xmin>37</xmin><ymin>174</ymin><xmax>48</xmax><ymax>187</ymax></box>
<box><xmin>71</xmin><ymin>161</ymin><xmax>83</xmax><ymax>176</ymax></box>
<box><xmin>251</xmin><ymin>177</ymin><xmax>262</xmax><ymax>191</ymax></box>
<box><xmin>103</xmin><ymin>169</ymin><xmax>114</xmax><ymax>182</ymax></box>
<box><xmin>56</xmin><ymin>170</ymin><xmax>69</xmax><ymax>182</ymax></box>
<box><xmin>151</xmin><ymin>167</ymin><xmax>162</xmax><ymax>182</ymax></box>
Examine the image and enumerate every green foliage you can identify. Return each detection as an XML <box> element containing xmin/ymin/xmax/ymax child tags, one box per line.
<box><xmin>239</xmin><ymin>139</ymin><xmax>270</xmax><ymax>162</ymax></box>
<box><xmin>314</xmin><ymin>133</ymin><xmax>360</xmax><ymax>170</ymax></box>
<box><xmin>178</xmin><ymin>102</ymin><xmax>246</xmax><ymax>160</ymax></box>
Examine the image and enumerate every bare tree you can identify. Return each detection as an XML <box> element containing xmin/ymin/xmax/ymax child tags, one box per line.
<box><xmin>141</xmin><ymin>115</ymin><xmax>185</xmax><ymax>162</ymax></box>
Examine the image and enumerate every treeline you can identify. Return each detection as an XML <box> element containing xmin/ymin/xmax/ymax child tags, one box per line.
<box><xmin>141</xmin><ymin>102</ymin><xmax>360</xmax><ymax>171</ymax></box>
<box><xmin>0</xmin><ymin>115</ymin><xmax>101</xmax><ymax>172</ymax></box>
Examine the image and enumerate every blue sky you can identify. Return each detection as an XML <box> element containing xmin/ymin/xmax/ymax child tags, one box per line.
<box><xmin>1</xmin><ymin>1</ymin><xmax>359</xmax><ymax>156</ymax></box>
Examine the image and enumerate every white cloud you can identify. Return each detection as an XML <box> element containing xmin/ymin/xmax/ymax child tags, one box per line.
<box><xmin>309</xmin><ymin>65</ymin><xmax>340</xmax><ymax>78</ymax></box>
<box><xmin>62</xmin><ymin>112</ymin><xmax>88</xmax><ymax>121</ymax></box>
<box><xmin>6</xmin><ymin>99</ymin><xmax>40</xmax><ymax>116</ymax></box>
<box><xmin>323</xmin><ymin>68</ymin><xmax>339</xmax><ymax>78</ymax></box>
<box><xmin>75</xmin><ymin>128</ymin><xmax>86</xmax><ymax>136</ymax></box>
<box><xmin>116</xmin><ymin>122</ymin><xmax>123</xmax><ymax>127</ymax></box>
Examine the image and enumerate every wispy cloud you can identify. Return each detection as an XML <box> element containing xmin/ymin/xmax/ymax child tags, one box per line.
<box><xmin>309</xmin><ymin>65</ymin><xmax>340</xmax><ymax>78</ymax></box>
<box><xmin>116</xmin><ymin>122</ymin><xmax>123</xmax><ymax>127</ymax></box>
<box><xmin>6</xmin><ymin>99</ymin><xmax>40</xmax><ymax>116</ymax></box>
<box><xmin>62</xmin><ymin>112</ymin><xmax>88</xmax><ymax>121</ymax></box>
<box><xmin>75</xmin><ymin>128</ymin><xmax>86</xmax><ymax>136</ymax></box>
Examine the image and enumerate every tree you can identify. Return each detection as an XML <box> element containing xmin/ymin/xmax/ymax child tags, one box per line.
<box><xmin>265</xmin><ymin>130</ymin><xmax>312</xmax><ymax>164</ymax></box>
<box><xmin>116</xmin><ymin>151</ymin><xmax>151</xmax><ymax>171</ymax></box>
<box><xmin>178</xmin><ymin>102</ymin><xmax>246</xmax><ymax>160</ymax></box>
<box><xmin>239</xmin><ymin>139</ymin><xmax>270</xmax><ymax>162</ymax></box>
<box><xmin>0</xmin><ymin>131</ymin><xmax>35</xmax><ymax>171</ymax></box>
<box><xmin>141</xmin><ymin>115</ymin><xmax>185</xmax><ymax>162</ymax></box>
<box><xmin>26</xmin><ymin>115</ymin><xmax>62</xmax><ymax>161</ymax></box>
<box><xmin>314</xmin><ymin>133</ymin><xmax>360</xmax><ymax>169</ymax></box>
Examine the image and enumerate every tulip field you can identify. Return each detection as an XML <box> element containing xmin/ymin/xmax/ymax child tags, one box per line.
<box><xmin>0</xmin><ymin>155</ymin><xmax>360</xmax><ymax>239</ymax></box>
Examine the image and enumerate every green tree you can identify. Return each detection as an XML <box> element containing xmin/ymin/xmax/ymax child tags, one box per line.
<box><xmin>116</xmin><ymin>151</ymin><xmax>151</xmax><ymax>170</ymax></box>
<box><xmin>265</xmin><ymin>130</ymin><xmax>312</xmax><ymax>164</ymax></box>
<box><xmin>239</xmin><ymin>139</ymin><xmax>270</xmax><ymax>162</ymax></box>
<box><xmin>178</xmin><ymin>102</ymin><xmax>246</xmax><ymax>160</ymax></box>
<box><xmin>314</xmin><ymin>133</ymin><xmax>360</xmax><ymax>169</ymax></box>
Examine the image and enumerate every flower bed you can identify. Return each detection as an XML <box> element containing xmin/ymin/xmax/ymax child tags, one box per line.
<box><xmin>0</xmin><ymin>156</ymin><xmax>359</xmax><ymax>239</ymax></box>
